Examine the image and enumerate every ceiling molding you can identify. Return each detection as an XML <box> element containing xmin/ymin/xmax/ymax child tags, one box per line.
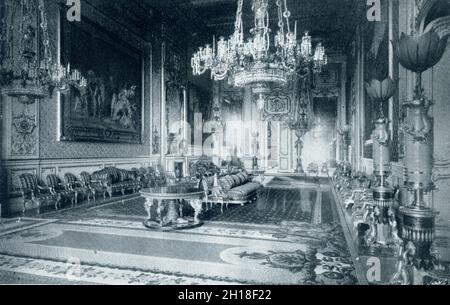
<box><xmin>190</xmin><ymin>0</ymin><xmax>363</xmax><ymax>52</ymax></box>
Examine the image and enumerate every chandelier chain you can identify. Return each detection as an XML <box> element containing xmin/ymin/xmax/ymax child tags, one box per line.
<box><xmin>234</xmin><ymin>0</ymin><xmax>244</xmax><ymax>38</ymax></box>
<box><xmin>38</xmin><ymin>0</ymin><xmax>52</xmax><ymax>67</ymax></box>
<box><xmin>282</xmin><ymin>0</ymin><xmax>291</xmax><ymax>33</ymax></box>
<box><xmin>276</xmin><ymin>0</ymin><xmax>284</xmax><ymax>33</ymax></box>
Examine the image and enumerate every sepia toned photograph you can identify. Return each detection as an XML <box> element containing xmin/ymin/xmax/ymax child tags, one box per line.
<box><xmin>0</xmin><ymin>0</ymin><xmax>450</xmax><ymax>293</ymax></box>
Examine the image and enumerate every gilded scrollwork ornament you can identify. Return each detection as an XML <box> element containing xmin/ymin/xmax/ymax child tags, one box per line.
<box><xmin>402</xmin><ymin>97</ymin><xmax>432</xmax><ymax>144</ymax></box>
<box><xmin>11</xmin><ymin>110</ymin><xmax>38</xmax><ymax>156</ymax></box>
<box><xmin>12</xmin><ymin>113</ymin><xmax>36</xmax><ymax>135</ymax></box>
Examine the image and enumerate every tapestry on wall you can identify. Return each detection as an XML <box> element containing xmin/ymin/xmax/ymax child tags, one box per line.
<box><xmin>59</xmin><ymin>12</ymin><xmax>143</xmax><ymax>144</ymax></box>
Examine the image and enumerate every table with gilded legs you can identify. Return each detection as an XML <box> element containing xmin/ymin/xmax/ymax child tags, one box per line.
<box><xmin>140</xmin><ymin>186</ymin><xmax>204</xmax><ymax>230</ymax></box>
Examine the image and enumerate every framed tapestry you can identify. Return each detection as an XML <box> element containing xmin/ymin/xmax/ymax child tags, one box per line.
<box><xmin>59</xmin><ymin>10</ymin><xmax>143</xmax><ymax>144</ymax></box>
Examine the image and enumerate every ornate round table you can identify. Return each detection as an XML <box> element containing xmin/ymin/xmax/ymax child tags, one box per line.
<box><xmin>140</xmin><ymin>186</ymin><xmax>204</xmax><ymax>231</ymax></box>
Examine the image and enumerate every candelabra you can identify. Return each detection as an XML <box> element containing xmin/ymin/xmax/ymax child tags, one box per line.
<box><xmin>390</xmin><ymin>30</ymin><xmax>447</xmax><ymax>283</ymax></box>
<box><xmin>364</xmin><ymin>78</ymin><xmax>400</xmax><ymax>246</ymax></box>
<box><xmin>0</xmin><ymin>0</ymin><xmax>86</xmax><ymax>105</ymax></box>
<box><xmin>288</xmin><ymin>74</ymin><xmax>314</xmax><ymax>174</ymax></box>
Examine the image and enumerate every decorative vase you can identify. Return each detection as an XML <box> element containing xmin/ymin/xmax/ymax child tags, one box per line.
<box><xmin>366</xmin><ymin>77</ymin><xmax>396</xmax><ymax>209</ymax></box>
<box><xmin>369</xmin><ymin>117</ymin><xmax>398</xmax><ymax>247</ymax></box>
<box><xmin>372</xmin><ymin>118</ymin><xmax>392</xmax><ymax>178</ymax></box>
<box><xmin>372</xmin><ymin>118</ymin><xmax>395</xmax><ymax>206</ymax></box>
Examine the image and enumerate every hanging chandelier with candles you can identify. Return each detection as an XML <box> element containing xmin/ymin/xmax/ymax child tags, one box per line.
<box><xmin>0</xmin><ymin>0</ymin><xmax>86</xmax><ymax>104</ymax></box>
<box><xmin>191</xmin><ymin>0</ymin><xmax>327</xmax><ymax>102</ymax></box>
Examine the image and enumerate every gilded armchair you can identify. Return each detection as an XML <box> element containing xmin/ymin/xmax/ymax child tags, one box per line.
<box><xmin>80</xmin><ymin>171</ymin><xmax>107</xmax><ymax>201</ymax></box>
<box><xmin>19</xmin><ymin>173</ymin><xmax>57</xmax><ymax>214</ymax></box>
<box><xmin>46</xmin><ymin>174</ymin><xmax>75</xmax><ymax>209</ymax></box>
<box><xmin>64</xmin><ymin>173</ymin><xmax>92</xmax><ymax>205</ymax></box>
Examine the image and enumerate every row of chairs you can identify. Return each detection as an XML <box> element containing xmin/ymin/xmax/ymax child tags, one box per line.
<box><xmin>19</xmin><ymin>172</ymin><xmax>107</xmax><ymax>214</ymax></box>
<box><xmin>18</xmin><ymin>166</ymin><xmax>172</xmax><ymax>215</ymax></box>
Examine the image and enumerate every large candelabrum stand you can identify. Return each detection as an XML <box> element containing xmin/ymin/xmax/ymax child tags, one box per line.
<box><xmin>291</xmin><ymin>73</ymin><xmax>313</xmax><ymax>174</ymax></box>
<box><xmin>400</xmin><ymin>96</ymin><xmax>437</xmax><ymax>269</ymax></box>
<box><xmin>390</xmin><ymin>30</ymin><xmax>447</xmax><ymax>284</ymax></box>
<box><xmin>365</xmin><ymin>78</ymin><xmax>399</xmax><ymax>246</ymax></box>
<box><xmin>371</xmin><ymin>118</ymin><xmax>399</xmax><ymax>246</ymax></box>
<box><xmin>337</xmin><ymin>125</ymin><xmax>350</xmax><ymax>162</ymax></box>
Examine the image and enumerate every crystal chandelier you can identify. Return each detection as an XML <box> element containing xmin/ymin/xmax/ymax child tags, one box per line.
<box><xmin>0</xmin><ymin>0</ymin><xmax>86</xmax><ymax>104</ymax></box>
<box><xmin>191</xmin><ymin>0</ymin><xmax>327</xmax><ymax>103</ymax></box>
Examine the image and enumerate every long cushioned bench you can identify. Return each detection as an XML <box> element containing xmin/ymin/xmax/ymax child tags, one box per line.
<box><xmin>203</xmin><ymin>171</ymin><xmax>262</xmax><ymax>206</ymax></box>
<box><xmin>91</xmin><ymin>167</ymin><xmax>141</xmax><ymax>198</ymax></box>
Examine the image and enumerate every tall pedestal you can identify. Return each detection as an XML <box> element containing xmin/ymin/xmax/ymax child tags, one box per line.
<box><xmin>368</xmin><ymin>118</ymin><xmax>399</xmax><ymax>246</ymax></box>
<box><xmin>399</xmin><ymin>206</ymin><xmax>437</xmax><ymax>268</ymax></box>
<box><xmin>389</xmin><ymin>29</ymin><xmax>449</xmax><ymax>284</ymax></box>
<box><xmin>398</xmin><ymin>99</ymin><xmax>437</xmax><ymax>272</ymax></box>
<box><xmin>392</xmin><ymin>98</ymin><xmax>439</xmax><ymax>284</ymax></box>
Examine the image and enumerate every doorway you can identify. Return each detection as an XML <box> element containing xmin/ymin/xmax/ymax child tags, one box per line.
<box><xmin>264</xmin><ymin>121</ymin><xmax>293</xmax><ymax>173</ymax></box>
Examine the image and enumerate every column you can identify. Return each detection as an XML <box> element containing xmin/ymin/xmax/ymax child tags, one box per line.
<box><xmin>160</xmin><ymin>40</ymin><xmax>167</xmax><ymax>168</ymax></box>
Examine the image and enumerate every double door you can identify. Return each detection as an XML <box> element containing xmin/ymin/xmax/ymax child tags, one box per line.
<box><xmin>262</xmin><ymin>121</ymin><xmax>294</xmax><ymax>172</ymax></box>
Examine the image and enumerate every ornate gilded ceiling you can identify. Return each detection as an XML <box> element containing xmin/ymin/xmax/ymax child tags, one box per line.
<box><xmin>188</xmin><ymin>0</ymin><xmax>364</xmax><ymax>52</ymax></box>
<box><xmin>94</xmin><ymin>0</ymin><xmax>364</xmax><ymax>52</ymax></box>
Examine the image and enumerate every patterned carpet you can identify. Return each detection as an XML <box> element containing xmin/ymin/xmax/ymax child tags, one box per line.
<box><xmin>41</xmin><ymin>194</ymin><xmax>333</xmax><ymax>225</ymax></box>
<box><xmin>35</xmin><ymin>176</ymin><xmax>334</xmax><ymax>225</ymax></box>
<box><xmin>0</xmin><ymin>218</ymin><xmax>56</xmax><ymax>237</ymax></box>
<box><xmin>0</xmin><ymin>178</ymin><xmax>359</xmax><ymax>285</ymax></box>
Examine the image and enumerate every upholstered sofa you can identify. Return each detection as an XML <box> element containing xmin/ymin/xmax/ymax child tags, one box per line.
<box><xmin>91</xmin><ymin>167</ymin><xmax>141</xmax><ymax>198</ymax></box>
<box><xmin>202</xmin><ymin>171</ymin><xmax>262</xmax><ymax>206</ymax></box>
